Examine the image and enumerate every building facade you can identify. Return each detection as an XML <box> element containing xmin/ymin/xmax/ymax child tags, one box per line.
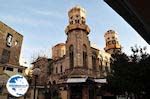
<box><xmin>31</xmin><ymin>6</ymin><xmax>122</xmax><ymax>99</ymax></box>
<box><xmin>0</xmin><ymin>21</ymin><xmax>25</xmax><ymax>99</ymax></box>
<box><xmin>0</xmin><ymin>21</ymin><xmax>23</xmax><ymax>66</ymax></box>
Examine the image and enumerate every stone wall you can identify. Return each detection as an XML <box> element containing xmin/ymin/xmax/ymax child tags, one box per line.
<box><xmin>0</xmin><ymin>21</ymin><xmax>23</xmax><ymax>66</ymax></box>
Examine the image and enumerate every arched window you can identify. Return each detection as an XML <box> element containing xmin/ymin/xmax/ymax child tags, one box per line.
<box><xmin>69</xmin><ymin>45</ymin><xmax>74</xmax><ymax>68</ymax></box>
<box><xmin>107</xmin><ymin>41</ymin><xmax>111</xmax><ymax>45</ymax></box>
<box><xmin>70</xmin><ymin>16</ymin><xmax>73</xmax><ymax>19</ymax></box>
<box><xmin>60</xmin><ymin>65</ymin><xmax>63</xmax><ymax>72</ymax></box>
<box><xmin>70</xmin><ymin>21</ymin><xmax>73</xmax><ymax>24</ymax></box>
<box><xmin>99</xmin><ymin>55</ymin><xmax>103</xmax><ymax>71</ymax></box>
<box><xmin>56</xmin><ymin>67</ymin><xmax>58</xmax><ymax>73</ymax></box>
<box><xmin>81</xmin><ymin>17</ymin><xmax>85</xmax><ymax>24</ymax></box>
<box><xmin>112</xmin><ymin>40</ymin><xmax>116</xmax><ymax>44</ymax></box>
<box><xmin>83</xmin><ymin>44</ymin><xmax>87</xmax><ymax>68</ymax></box>
<box><xmin>75</xmin><ymin>19</ymin><xmax>79</xmax><ymax>23</ymax></box>
<box><xmin>92</xmin><ymin>52</ymin><xmax>97</xmax><ymax>70</ymax></box>
<box><xmin>105</xmin><ymin>66</ymin><xmax>109</xmax><ymax>72</ymax></box>
<box><xmin>105</xmin><ymin>57</ymin><xmax>108</xmax><ymax>66</ymax></box>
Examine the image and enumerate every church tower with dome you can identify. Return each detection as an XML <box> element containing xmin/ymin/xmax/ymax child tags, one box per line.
<box><xmin>104</xmin><ymin>30</ymin><xmax>121</xmax><ymax>54</ymax></box>
<box><xmin>65</xmin><ymin>6</ymin><xmax>93</xmax><ymax>75</ymax></box>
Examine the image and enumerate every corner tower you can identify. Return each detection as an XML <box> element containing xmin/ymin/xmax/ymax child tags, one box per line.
<box><xmin>104</xmin><ymin>30</ymin><xmax>121</xmax><ymax>54</ymax></box>
<box><xmin>65</xmin><ymin>6</ymin><xmax>92</xmax><ymax>71</ymax></box>
<box><xmin>65</xmin><ymin>6</ymin><xmax>90</xmax><ymax>34</ymax></box>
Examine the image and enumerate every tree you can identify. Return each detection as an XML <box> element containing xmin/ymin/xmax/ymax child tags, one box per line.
<box><xmin>107</xmin><ymin>46</ymin><xmax>150</xmax><ymax>99</ymax></box>
<box><xmin>107</xmin><ymin>52</ymin><xmax>131</xmax><ymax>96</ymax></box>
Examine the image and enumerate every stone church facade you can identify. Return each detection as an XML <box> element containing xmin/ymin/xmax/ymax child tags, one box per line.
<box><xmin>48</xmin><ymin>6</ymin><xmax>121</xmax><ymax>99</ymax></box>
<box><xmin>31</xmin><ymin>6</ymin><xmax>121</xmax><ymax>99</ymax></box>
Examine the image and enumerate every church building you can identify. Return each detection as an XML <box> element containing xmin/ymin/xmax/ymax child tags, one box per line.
<box><xmin>49</xmin><ymin>6</ymin><xmax>121</xmax><ymax>99</ymax></box>
<box><xmin>31</xmin><ymin>6</ymin><xmax>121</xmax><ymax>99</ymax></box>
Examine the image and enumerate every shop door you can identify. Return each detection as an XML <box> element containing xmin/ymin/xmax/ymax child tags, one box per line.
<box><xmin>70</xmin><ymin>85</ymin><xmax>82</xmax><ymax>99</ymax></box>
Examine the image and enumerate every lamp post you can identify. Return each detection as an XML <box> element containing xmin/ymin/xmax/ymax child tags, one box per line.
<box><xmin>32</xmin><ymin>68</ymin><xmax>41</xmax><ymax>99</ymax></box>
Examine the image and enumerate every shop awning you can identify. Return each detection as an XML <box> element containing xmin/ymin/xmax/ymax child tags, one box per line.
<box><xmin>67</xmin><ymin>77</ymin><xmax>107</xmax><ymax>84</ymax></box>
<box><xmin>67</xmin><ymin>77</ymin><xmax>87</xmax><ymax>83</ymax></box>
<box><xmin>94</xmin><ymin>78</ymin><xmax>107</xmax><ymax>83</ymax></box>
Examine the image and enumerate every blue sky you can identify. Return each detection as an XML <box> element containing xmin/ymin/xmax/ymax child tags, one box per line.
<box><xmin>0</xmin><ymin>0</ymin><xmax>149</xmax><ymax>66</ymax></box>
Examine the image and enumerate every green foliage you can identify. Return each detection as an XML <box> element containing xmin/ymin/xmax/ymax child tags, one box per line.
<box><xmin>107</xmin><ymin>52</ymin><xmax>130</xmax><ymax>95</ymax></box>
<box><xmin>107</xmin><ymin>45</ymin><xmax>150</xmax><ymax>98</ymax></box>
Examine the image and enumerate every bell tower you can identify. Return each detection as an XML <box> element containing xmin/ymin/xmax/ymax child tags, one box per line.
<box><xmin>65</xmin><ymin>6</ymin><xmax>92</xmax><ymax>70</ymax></box>
<box><xmin>104</xmin><ymin>30</ymin><xmax>121</xmax><ymax>54</ymax></box>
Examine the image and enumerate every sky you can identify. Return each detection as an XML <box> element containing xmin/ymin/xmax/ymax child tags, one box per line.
<box><xmin>0</xmin><ymin>0</ymin><xmax>149</xmax><ymax>67</ymax></box>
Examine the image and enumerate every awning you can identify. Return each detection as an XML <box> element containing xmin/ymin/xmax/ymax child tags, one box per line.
<box><xmin>66</xmin><ymin>77</ymin><xmax>107</xmax><ymax>84</ymax></box>
<box><xmin>94</xmin><ymin>79</ymin><xmax>107</xmax><ymax>83</ymax></box>
<box><xmin>67</xmin><ymin>77</ymin><xmax>87</xmax><ymax>83</ymax></box>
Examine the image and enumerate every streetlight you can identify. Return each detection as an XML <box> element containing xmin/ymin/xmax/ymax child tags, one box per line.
<box><xmin>32</xmin><ymin>68</ymin><xmax>41</xmax><ymax>99</ymax></box>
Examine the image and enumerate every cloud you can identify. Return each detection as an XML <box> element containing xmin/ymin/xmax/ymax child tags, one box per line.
<box><xmin>30</xmin><ymin>8</ymin><xmax>65</xmax><ymax>19</ymax></box>
<box><xmin>33</xmin><ymin>10</ymin><xmax>53</xmax><ymax>16</ymax></box>
<box><xmin>0</xmin><ymin>15</ymin><xmax>52</xmax><ymax>27</ymax></box>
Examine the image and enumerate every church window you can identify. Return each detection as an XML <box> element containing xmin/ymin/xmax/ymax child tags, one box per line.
<box><xmin>81</xmin><ymin>17</ymin><xmax>85</xmax><ymax>24</ymax></box>
<box><xmin>75</xmin><ymin>20</ymin><xmax>79</xmax><ymax>23</ymax></box>
<box><xmin>69</xmin><ymin>45</ymin><xmax>74</xmax><ymax>68</ymax></box>
<box><xmin>116</xmin><ymin>41</ymin><xmax>119</xmax><ymax>44</ymax></box>
<box><xmin>112</xmin><ymin>40</ymin><xmax>116</xmax><ymax>44</ymax></box>
<box><xmin>105</xmin><ymin>66</ymin><xmax>109</xmax><ymax>73</ymax></box>
<box><xmin>56</xmin><ymin>67</ymin><xmax>58</xmax><ymax>73</ymax></box>
<box><xmin>70</xmin><ymin>21</ymin><xmax>73</xmax><ymax>24</ymax></box>
<box><xmin>107</xmin><ymin>41</ymin><xmax>111</xmax><ymax>45</ymax></box>
<box><xmin>82</xmin><ymin>20</ymin><xmax>85</xmax><ymax>24</ymax></box>
<box><xmin>60</xmin><ymin>65</ymin><xmax>63</xmax><ymax>72</ymax></box>
<box><xmin>106</xmin><ymin>62</ymin><xmax>108</xmax><ymax>66</ymax></box>
<box><xmin>83</xmin><ymin>44</ymin><xmax>87</xmax><ymax>68</ymax></box>
<box><xmin>92</xmin><ymin>52</ymin><xmax>97</xmax><ymax>70</ymax></box>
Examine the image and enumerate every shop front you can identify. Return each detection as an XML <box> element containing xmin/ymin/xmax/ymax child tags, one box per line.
<box><xmin>66</xmin><ymin>77</ymin><xmax>106</xmax><ymax>99</ymax></box>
